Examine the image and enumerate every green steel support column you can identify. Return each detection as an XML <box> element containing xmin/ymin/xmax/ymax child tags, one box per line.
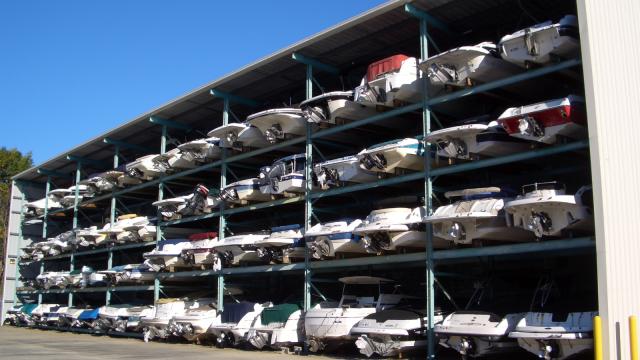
<box><xmin>42</xmin><ymin>176</ymin><xmax>51</xmax><ymax>238</ymax></box>
<box><xmin>14</xmin><ymin>181</ymin><xmax>25</xmax><ymax>306</ymax></box>
<box><xmin>106</xmin><ymin>249</ymin><xmax>113</xmax><ymax>304</ymax></box>
<box><xmin>217</xmin><ymin>99</ymin><xmax>229</xmax><ymax>313</ymax></box>
<box><xmin>38</xmin><ymin>261</ymin><xmax>44</xmax><ymax>304</ymax></box>
<box><xmin>154</xmin><ymin>277</ymin><xmax>160</xmax><ymax>302</ymax></box>
<box><xmin>419</xmin><ymin>16</ymin><xmax>436</xmax><ymax>360</ymax></box>
<box><xmin>154</xmin><ymin>126</ymin><xmax>167</xmax><ymax>302</ymax></box>
<box><xmin>110</xmin><ymin>146</ymin><xmax>119</xmax><ymax>227</ymax></box>
<box><xmin>303</xmin><ymin>64</ymin><xmax>313</xmax><ymax>312</ymax></box>
<box><xmin>68</xmin><ymin>253</ymin><xmax>74</xmax><ymax>306</ymax></box>
<box><xmin>72</xmin><ymin>162</ymin><xmax>82</xmax><ymax>229</ymax></box>
<box><xmin>217</xmin><ymin>275</ymin><xmax>224</xmax><ymax>312</ymax></box>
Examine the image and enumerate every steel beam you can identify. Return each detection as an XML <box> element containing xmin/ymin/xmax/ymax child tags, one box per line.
<box><xmin>103</xmin><ymin>137</ymin><xmax>152</xmax><ymax>153</ymax></box>
<box><xmin>66</xmin><ymin>155</ymin><xmax>107</xmax><ymax>167</ymax></box>
<box><xmin>291</xmin><ymin>53</ymin><xmax>340</xmax><ymax>75</ymax></box>
<box><xmin>417</xmin><ymin>12</ymin><xmax>437</xmax><ymax>358</ymax></box>
<box><xmin>404</xmin><ymin>3</ymin><xmax>455</xmax><ymax>36</ymax></box>
<box><xmin>42</xmin><ymin>176</ymin><xmax>51</xmax><ymax>238</ymax></box>
<box><xmin>209</xmin><ymin>89</ymin><xmax>259</xmax><ymax>107</ymax></box>
<box><xmin>72</xmin><ymin>162</ymin><xmax>82</xmax><ymax>229</ymax></box>
<box><xmin>149</xmin><ymin>116</ymin><xmax>192</xmax><ymax>131</ymax></box>
<box><xmin>37</xmin><ymin>168</ymin><xmax>71</xmax><ymax>178</ymax></box>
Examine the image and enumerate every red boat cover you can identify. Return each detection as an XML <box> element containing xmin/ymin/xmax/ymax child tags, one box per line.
<box><xmin>367</xmin><ymin>54</ymin><xmax>409</xmax><ymax>82</ymax></box>
<box><xmin>189</xmin><ymin>232</ymin><xmax>217</xmax><ymax>241</ymax></box>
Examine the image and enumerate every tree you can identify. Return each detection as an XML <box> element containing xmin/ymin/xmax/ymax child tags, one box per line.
<box><xmin>0</xmin><ymin>147</ymin><xmax>33</xmax><ymax>298</ymax></box>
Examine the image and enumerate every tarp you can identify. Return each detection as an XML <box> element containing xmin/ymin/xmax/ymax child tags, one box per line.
<box><xmin>221</xmin><ymin>302</ymin><xmax>255</xmax><ymax>323</ymax></box>
<box><xmin>78</xmin><ymin>308</ymin><xmax>100</xmax><ymax>320</ymax></box>
<box><xmin>260</xmin><ymin>303</ymin><xmax>300</xmax><ymax>325</ymax></box>
<box><xmin>22</xmin><ymin>303</ymin><xmax>38</xmax><ymax>315</ymax></box>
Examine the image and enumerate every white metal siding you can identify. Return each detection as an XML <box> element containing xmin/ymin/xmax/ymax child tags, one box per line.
<box><xmin>1</xmin><ymin>182</ymin><xmax>24</xmax><ymax>322</ymax></box>
<box><xmin>578</xmin><ymin>0</ymin><xmax>640</xmax><ymax>358</ymax></box>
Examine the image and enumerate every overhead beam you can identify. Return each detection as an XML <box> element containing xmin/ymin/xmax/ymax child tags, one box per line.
<box><xmin>103</xmin><ymin>137</ymin><xmax>152</xmax><ymax>153</ymax></box>
<box><xmin>209</xmin><ymin>89</ymin><xmax>259</xmax><ymax>107</ymax></box>
<box><xmin>149</xmin><ymin>116</ymin><xmax>192</xmax><ymax>131</ymax></box>
<box><xmin>291</xmin><ymin>53</ymin><xmax>340</xmax><ymax>75</ymax></box>
<box><xmin>404</xmin><ymin>3</ymin><xmax>456</xmax><ymax>36</ymax></box>
<box><xmin>37</xmin><ymin>168</ymin><xmax>71</xmax><ymax>178</ymax></box>
<box><xmin>66</xmin><ymin>155</ymin><xmax>107</xmax><ymax>167</ymax></box>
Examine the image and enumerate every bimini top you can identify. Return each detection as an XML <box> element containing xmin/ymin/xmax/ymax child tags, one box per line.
<box><xmin>339</xmin><ymin>276</ymin><xmax>395</xmax><ymax>285</ymax></box>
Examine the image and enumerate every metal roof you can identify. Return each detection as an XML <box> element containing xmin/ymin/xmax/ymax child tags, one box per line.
<box><xmin>14</xmin><ymin>0</ymin><xmax>576</xmax><ymax>183</ymax></box>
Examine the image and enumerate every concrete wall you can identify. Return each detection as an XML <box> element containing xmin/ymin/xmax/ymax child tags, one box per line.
<box><xmin>578</xmin><ymin>0</ymin><xmax>640</xmax><ymax>358</ymax></box>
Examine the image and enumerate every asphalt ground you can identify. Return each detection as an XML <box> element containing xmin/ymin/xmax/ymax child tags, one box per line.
<box><xmin>0</xmin><ymin>326</ymin><xmax>321</xmax><ymax>360</ymax></box>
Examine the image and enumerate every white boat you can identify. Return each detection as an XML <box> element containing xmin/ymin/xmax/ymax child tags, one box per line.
<box><xmin>207</xmin><ymin>122</ymin><xmax>271</xmax><ymax>150</ymax></box>
<box><xmin>99</xmin><ymin>214</ymin><xmax>150</xmax><ymax>244</ymax></box>
<box><xmin>143</xmin><ymin>238</ymin><xmax>194</xmax><ymax>271</ymax></box>
<box><xmin>80</xmin><ymin>266</ymin><xmax>108</xmax><ymax>287</ymax></box>
<box><xmin>505</xmin><ymin>182</ymin><xmax>593</xmax><ymax>238</ymax></box>
<box><xmin>211</xmin><ymin>233</ymin><xmax>269</xmax><ymax>268</ymax></box>
<box><xmin>425</xmin><ymin>121</ymin><xmax>530</xmax><ymax>160</ymax></box>
<box><xmin>354</xmin><ymin>54</ymin><xmax>424</xmax><ymax>108</ymax></box>
<box><xmin>124</xmin><ymin>154</ymin><xmax>169</xmax><ymax>181</ymax></box>
<box><xmin>246</xmin><ymin>108</ymin><xmax>307</xmax><ymax>143</ymax></box>
<box><xmin>509</xmin><ymin>311</ymin><xmax>596</xmax><ymax>360</ymax></box>
<box><xmin>58</xmin><ymin>307</ymin><xmax>86</xmax><ymax>327</ymax></box>
<box><xmin>75</xmin><ymin>226</ymin><xmax>107</xmax><ymax>247</ymax></box>
<box><xmin>220</xmin><ymin>178</ymin><xmax>272</xmax><ymax>205</ymax></box>
<box><xmin>300</xmin><ymin>90</ymin><xmax>379</xmax><ymax>125</ymax></box>
<box><xmin>419</xmin><ymin>42</ymin><xmax>522</xmax><ymax>87</ymax></box>
<box><xmin>43</xmin><ymin>305</ymin><xmax>68</xmax><ymax>325</ymax></box>
<box><xmin>72</xmin><ymin>308</ymin><xmax>101</xmax><ymax>328</ymax></box>
<box><xmin>92</xmin><ymin>305</ymin><xmax>132</xmax><ymax>331</ymax></box>
<box><xmin>304</xmin><ymin>276</ymin><xmax>416</xmax><ymax>353</ymax></box>
<box><xmin>79</xmin><ymin>171</ymin><xmax>121</xmax><ymax>195</ymax></box>
<box><xmin>158</xmin><ymin>147</ymin><xmax>198</xmax><ymax>170</ymax></box>
<box><xmin>265</xmin><ymin>154</ymin><xmax>307</xmax><ymax>195</ymax></box>
<box><xmin>168</xmin><ymin>298</ymin><xmax>219</xmax><ymax>341</ymax></box>
<box><xmin>313</xmin><ymin>155</ymin><xmax>378</xmax><ymax>189</ymax></box>
<box><xmin>3</xmin><ymin>305</ymin><xmax>24</xmax><ymax>325</ymax></box>
<box><xmin>142</xmin><ymin>298</ymin><xmax>189</xmax><ymax>341</ymax></box>
<box><xmin>435</xmin><ymin>311</ymin><xmax>525</xmax><ymax>358</ymax></box>
<box><xmin>175</xmin><ymin>137</ymin><xmax>222</xmax><ymax>165</ymax></box>
<box><xmin>357</xmin><ymin>138</ymin><xmax>425</xmax><ymax>174</ymax></box>
<box><xmin>152</xmin><ymin>184</ymin><xmax>220</xmax><ymax>220</ymax></box>
<box><xmin>11</xmin><ymin>303</ymin><xmax>39</xmax><ymax>325</ymax></box>
<box><xmin>355</xmin><ymin>207</ymin><xmax>447</xmax><ymax>252</ymax></box>
<box><xmin>29</xmin><ymin>303</ymin><xmax>61</xmax><ymax>325</ymax></box>
<box><xmin>24</xmin><ymin>194</ymin><xmax>62</xmax><ymax>217</ymax></box>
<box><xmin>60</xmin><ymin>185</ymin><xmax>91</xmax><ymax>207</ymax></box>
<box><xmin>247</xmin><ymin>303</ymin><xmax>304</xmax><ymax>350</ymax></box>
<box><xmin>497</xmin><ymin>95</ymin><xmax>587</xmax><ymax>144</ymax></box>
<box><xmin>208</xmin><ymin>302</ymin><xmax>269</xmax><ymax>347</ymax></box>
<box><xmin>36</xmin><ymin>271</ymin><xmax>75</xmax><ymax>289</ymax></box>
<box><xmin>99</xmin><ymin>263</ymin><xmax>155</xmax><ymax>285</ymax></box>
<box><xmin>424</xmin><ymin>187</ymin><xmax>532</xmax><ymax>245</ymax></box>
<box><xmin>112</xmin><ymin>305</ymin><xmax>155</xmax><ymax>333</ymax></box>
<box><xmin>352</xmin><ymin>309</ymin><xmax>444</xmax><ymax>358</ymax></box>
<box><xmin>181</xmin><ymin>232</ymin><xmax>219</xmax><ymax>266</ymax></box>
<box><xmin>499</xmin><ymin>15</ymin><xmax>580</xmax><ymax>68</ymax></box>
<box><xmin>255</xmin><ymin>224</ymin><xmax>304</xmax><ymax>264</ymax></box>
<box><xmin>305</xmin><ymin>220</ymin><xmax>368</xmax><ymax>259</ymax></box>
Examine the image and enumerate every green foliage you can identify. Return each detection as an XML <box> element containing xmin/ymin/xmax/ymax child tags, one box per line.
<box><xmin>0</xmin><ymin>147</ymin><xmax>33</xmax><ymax>251</ymax></box>
<box><xmin>0</xmin><ymin>147</ymin><xmax>32</xmax><ymax>298</ymax></box>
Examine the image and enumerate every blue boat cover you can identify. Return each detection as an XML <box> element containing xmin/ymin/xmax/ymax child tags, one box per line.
<box><xmin>221</xmin><ymin>302</ymin><xmax>255</xmax><ymax>323</ymax></box>
<box><xmin>78</xmin><ymin>308</ymin><xmax>99</xmax><ymax>320</ymax></box>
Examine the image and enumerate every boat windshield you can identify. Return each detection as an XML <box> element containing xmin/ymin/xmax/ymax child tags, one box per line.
<box><xmin>522</xmin><ymin>181</ymin><xmax>565</xmax><ymax>194</ymax></box>
<box><xmin>340</xmin><ymin>283</ymin><xmax>395</xmax><ymax>308</ymax></box>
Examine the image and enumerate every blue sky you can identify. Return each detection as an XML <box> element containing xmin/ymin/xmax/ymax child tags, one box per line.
<box><xmin>0</xmin><ymin>0</ymin><xmax>386</xmax><ymax>164</ymax></box>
